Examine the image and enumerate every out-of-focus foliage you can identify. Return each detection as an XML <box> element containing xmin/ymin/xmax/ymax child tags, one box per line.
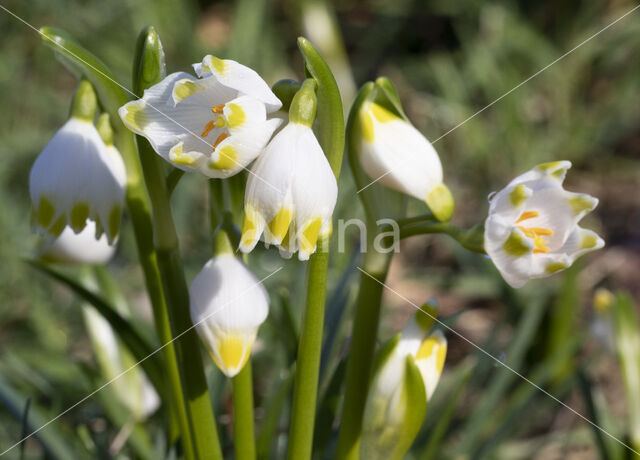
<box><xmin>1</xmin><ymin>0</ymin><xmax>640</xmax><ymax>458</ymax></box>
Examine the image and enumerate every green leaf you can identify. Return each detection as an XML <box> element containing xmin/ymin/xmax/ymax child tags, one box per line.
<box><xmin>392</xmin><ymin>356</ymin><xmax>428</xmax><ymax>460</ymax></box>
<box><xmin>313</xmin><ymin>359</ymin><xmax>347</xmax><ymax>455</ymax></box>
<box><xmin>612</xmin><ymin>292</ymin><xmax>640</xmax><ymax>452</ymax></box>
<box><xmin>40</xmin><ymin>26</ymin><xmax>130</xmax><ymax>114</ymax></box>
<box><xmin>26</xmin><ymin>260</ymin><xmax>163</xmax><ymax>394</ymax></box>
<box><xmin>256</xmin><ymin>369</ymin><xmax>294</xmax><ymax>460</ymax></box>
<box><xmin>297</xmin><ymin>36</ymin><xmax>345</xmax><ymax>178</ymax></box>
<box><xmin>0</xmin><ymin>375</ymin><xmax>84</xmax><ymax>459</ymax></box>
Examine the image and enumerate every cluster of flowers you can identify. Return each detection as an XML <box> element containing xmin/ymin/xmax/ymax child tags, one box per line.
<box><xmin>29</xmin><ymin>54</ymin><xmax>604</xmax><ymax>448</ymax></box>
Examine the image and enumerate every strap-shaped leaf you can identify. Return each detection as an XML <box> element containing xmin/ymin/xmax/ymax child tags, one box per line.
<box><xmin>26</xmin><ymin>261</ymin><xmax>163</xmax><ymax>393</ymax></box>
<box><xmin>40</xmin><ymin>27</ymin><xmax>130</xmax><ymax>113</ymax></box>
<box><xmin>297</xmin><ymin>37</ymin><xmax>345</xmax><ymax>178</ymax></box>
<box><xmin>391</xmin><ymin>355</ymin><xmax>428</xmax><ymax>460</ymax></box>
<box><xmin>0</xmin><ymin>375</ymin><xmax>85</xmax><ymax>459</ymax></box>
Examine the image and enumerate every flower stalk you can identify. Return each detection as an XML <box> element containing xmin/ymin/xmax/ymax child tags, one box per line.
<box><xmin>287</xmin><ymin>37</ymin><xmax>344</xmax><ymax>460</ymax></box>
<box><xmin>132</xmin><ymin>27</ymin><xmax>222</xmax><ymax>460</ymax></box>
<box><xmin>232</xmin><ymin>359</ymin><xmax>257</xmax><ymax>460</ymax></box>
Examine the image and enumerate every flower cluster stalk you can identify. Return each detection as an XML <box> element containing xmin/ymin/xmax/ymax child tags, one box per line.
<box><xmin>336</xmin><ymin>235</ymin><xmax>392</xmax><ymax>460</ymax></box>
<box><xmin>232</xmin><ymin>360</ymin><xmax>257</xmax><ymax>460</ymax></box>
<box><xmin>287</xmin><ymin>37</ymin><xmax>344</xmax><ymax>460</ymax></box>
<box><xmin>132</xmin><ymin>27</ymin><xmax>222</xmax><ymax>460</ymax></box>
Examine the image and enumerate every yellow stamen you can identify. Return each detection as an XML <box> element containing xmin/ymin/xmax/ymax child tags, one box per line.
<box><xmin>515</xmin><ymin>210</ymin><xmax>553</xmax><ymax>254</ymax></box>
<box><xmin>201</xmin><ymin>120</ymin><xmax>215</xmax><ymax>137</ymax></box>
<box><xmin>516</xmin><ymin>210</ymin><xmax>539</xmax><ymax>223</ymax></box>
<box><xmin>212</xmin><ymin>132</ymin><xmax>229</xmax><ymax>150</ymax></box>
<box><xmin>212</xmin><ymin>104</ymin><xmax>225</xmax><ymax>114</ymax></box>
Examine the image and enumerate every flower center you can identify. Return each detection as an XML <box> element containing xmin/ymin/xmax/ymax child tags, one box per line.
<box><xmin>200</xmin><ymin>104</ymin><xmax>229</xmax><ymax>149</ymax></box>
<box><xmin>515</xmin><ymin>210</ymin><xmax>554</xmax><ymax>254</ymax></box>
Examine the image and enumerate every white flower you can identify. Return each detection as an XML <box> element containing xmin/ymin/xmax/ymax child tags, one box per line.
<box><xmin>190</xmin><ymin>254</ymin><xmax>269</xmax><ymax>377</ymax></box>
<box><xmin>38</xmin><ymin>221</ymin><xmax>116</xmax><ymax>264</ymax></box>
<box><xmin>29</xmin><ymin>117</ymin><xmax>126</xmax><ymax>244</ymax></box>
<box><xmin>119</xmin><ymin>55</ymin><xmax>282</xmax><ymax>178</ymax></box>
<box><xmin>359</xmin><ymin>101</ymin><xmax>453</xmax><ymax>221</ymax></box>
<box><xmin>239</xmin><ymin>122</ymin><xmax>338</xmax><ymax>260</ymax></box>
<box><xmin>361</xmin><ymin>314</ymin><xmax>447</xmax><ymax>460</ymax></box>
<box><xmin>484</xmin><ymin>161</ymin><xmax>604</xmax><ymax>288</ymax></box>
<box><xmin>84</xmin><ymin>306</ymin><xmax>159</xmax><ymax>420</ymax></box>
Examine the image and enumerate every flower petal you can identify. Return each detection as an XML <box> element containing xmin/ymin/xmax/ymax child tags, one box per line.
<box><xmin>194</xmin><ymin>55</ymin><xmax>282</xmax><ymax>112</ymax></box>
<box><xmin>359</xmin><ymin>103</ymin><xmax>443</xmax><ymax>202</ymax></box>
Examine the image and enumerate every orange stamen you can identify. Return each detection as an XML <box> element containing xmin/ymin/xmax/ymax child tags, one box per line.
<box><xmin>201</xmin><ymin>120</ymin><xmax>216</xmax><ymax>137</ymax></box>
<box><xmin>212</xmin><ymin>132</ymin><xmax>229</xmax><ymax>150</ymax></box>
<box><xmin>515</xmin><ymin>209</ymin><xmax>554</xmax><ymax>254</ymax></box>
<box><xmin>516</xmin><ymin>210</ymin><xmax>539</xmax><ymax>223</ymax></box>
<box><xmin>212</xmin><ymin>104</ymin><xmax>225</xmax><ymax>114</ymax></box>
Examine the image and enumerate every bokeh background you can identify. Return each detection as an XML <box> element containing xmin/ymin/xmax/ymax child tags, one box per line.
<box><xmin>1</xmin><ymin>0</ymin><xmax>640</xmax><ymax>458</ymax></box>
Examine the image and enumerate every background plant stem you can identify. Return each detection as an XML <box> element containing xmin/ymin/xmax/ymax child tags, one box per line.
<box><xmin>232</xmin><ymin>360</ymin><xmax>257</xmax><ymax>460</ymax></box>
<box><xmin>335</xmin><ymin>234</ymin><xmax>393</xmax><ymax>460</ymax></box>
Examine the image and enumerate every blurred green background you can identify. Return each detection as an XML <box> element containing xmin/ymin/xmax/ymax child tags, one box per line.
<box><xmin>1</xmin><ymin>0</ymin><xmax>640</xmax><ymax>458</ymax></box>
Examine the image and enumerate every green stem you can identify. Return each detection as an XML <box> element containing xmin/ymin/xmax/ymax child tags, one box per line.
<box><xmin>232</xmin><ymin>361</ymin><xmax>257</xmax><ymax>460</ymax></box>
<box><xmin>287</xmin><ymin>239</ymin><xmax>330</xmax><ymax>460</ymax></box>
<box><xmin>335</xmin><ymin>235</ymin><xmax>393</xmax><ymax>460</ymax></box>
<box><xmin>117</xmin><ymin>121</ymin><xmax>196</xmax><ymax>460</ymax></box>
<box><xmin>139</xmin><ymin>138</ymin><xmax>223</xmax><ymax>460</ymax></box>
<box><xmin>286</xmin><ymin>37</ymin><xmax>345</xmax><ymax>460</ymax></box>
<box><xmin>399</xmin><ymin>221</ymin><xmax>485</xmax><ymax>253</ymax></box>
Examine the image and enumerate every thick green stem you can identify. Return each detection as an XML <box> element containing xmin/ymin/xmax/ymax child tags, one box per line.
<box><xmin>336</xmin><ymin>235</ymin><xmax>393</xmax><ymax>460</ymax></box>
<box><xmin>117</xmin><ymin>125</ymin><xmax>196</xmax><ymax>460</ymax></box>
<box><xmin>139</xmin><ymin>138</ymin><xmax>223</xmax><ymax>460</ymax></box>
<box><xmin>232</xmin><ymin>361</ymin><xmax>257</xmax><ymax>460</ymax></box>
<box><xmin>287</xmin><ymin>240</ymin><xmax>330</xmax><ymax>460</ymax></box>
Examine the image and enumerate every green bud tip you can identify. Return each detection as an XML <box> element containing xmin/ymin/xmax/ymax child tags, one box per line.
<box><xmin>213</xmin><ymin>226</ymin><xmax>234</xmax><ymax>256</ymax></box>
<box><xmin>272</xmin><ymin>79</ymin><xmax>303</xmax><ymax>112</ymax></box>
<box><xmin>426</xmin><ymin>183</ymin><xmax>455</xmax><ymax>222</ymax></box>
<box><xmin>415</xmin><ymin>300</ymin><xmax>438</xmax><ymax>330</ymax></box>
<box><xmin>96</xmin><ymin>114</ymin><xmax>114</xmax><ymax>145</ymax></box>
<box><xmin>70</xmin><ymin>80</ymin><xmax>98</xmax><ymax>122</ymax></box>
<box><xmin>134</xmin><ymin>25</ymin><xmax>166</xmax><ymax>96</ymax></box>
<box><xmin>289</xmin><ymin>78</ymin><xmax>318</xmax><ymax>127</ymax></box>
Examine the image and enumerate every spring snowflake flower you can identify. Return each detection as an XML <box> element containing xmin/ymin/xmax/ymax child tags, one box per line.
<box><xmin>484</xmin><ymin>161</ymin><xmax>604</xmax><ymax>288</ymax></box>
<box><xmin>240</xmin><ymin>80</ymin><xmax>337</xmax><ymax>260</ymax></box>
<box><xmin>361</xmin><ymin>310</ymin><xmax>447</xmax><ymax>460</ymax></box>
<box><xmin>358</xmin><ymin>101</ymin><xmax>454</xmax><ymax>221</ymax></box>
<box><xmin>38</xmin><ymin>221</ymin><xmax>116</xmax><ymax>265</ymax></box>
<box><xmin>30</xmin><ymin>83</ymin><xmax>126</xmax><ymax>244</ymax></box>
<box><xmin>190</xmin><ymin>254</ymin><xmax>269</xmax><ymax>377</ymax></box>
<box><xmin>119</xmin><ymin>55</ymin><xmax>282</xmax><ymax>178</ymax></box>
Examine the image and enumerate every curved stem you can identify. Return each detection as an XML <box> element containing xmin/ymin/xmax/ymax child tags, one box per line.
<box><xmin>399</xmin><ymin>221</ymin><xmax>486</xmax><ymax>254</ymax></box>
<box><xmin>232</xmin><ymin>360</ymin><xmax>257</xmax><ymax>460</ymax></box>
<box><xmin>396</xmin><ymin>211</ymin><xmax>436</xmax><ymax>227</ymax></box>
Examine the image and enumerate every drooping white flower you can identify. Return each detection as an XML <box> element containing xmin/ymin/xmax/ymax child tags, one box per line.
<box><xmin>38</xmin><ymin>221</ymin><xmax>116</xmax><ymax>264</ymax></box>
<box><xmin>239</xmin><ymin>122</ymin><xmax>338</xmax><ymax>260</ymax></box>
<box><xmin>190</xmin><ymin>254</ymin><xmax>269</xmax><ymax>377</ymax></box>
<box><xmin>484</xmin><ymin>161</ymin><xmax>604</xmax><ymax>288</ymax></box>
<box><xmin>119</xmin><ymin>55</ymin><xmax>282</xmax><ymax>178</ymax></box>
<box><xmin>358</xmin><ymin>101</ymin><xmax>454</xmax><ymax>221</ymax></box>
<box><xmin>84</xmin><ymin>306</ymin><xmax>160</xmax><ymax>421</ymax></box>
<box><xmin>361</xmin><ymin>311</ymin><xmax>447</xmax><ymax>460</ymax></box>
<box><xmin>30</xmin><ymin>83</ymin><xmax>126</xmax><ymax>244</ymax></box>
